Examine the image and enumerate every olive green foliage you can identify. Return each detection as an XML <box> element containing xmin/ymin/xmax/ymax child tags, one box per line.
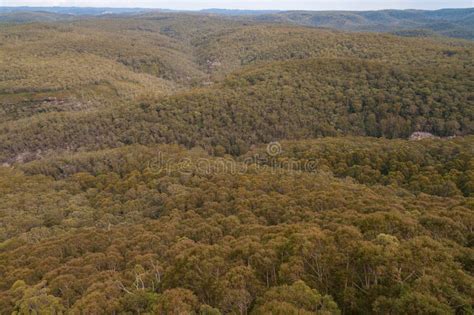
<box><xmin>253</xmin><ymin>9</ymin><xmax>474</xmax><ymax>40</ymax></box>
<box><xmin>0</xmin><ymin>12</ymin><xmax>473</xmax><ymax>315</ymax></box>
<box><xmin>245</xmin><ymin>136</ymin><xmax>474</xmax><ymax>197</ymax></box>
<box><xmin>252</xmin><ymin>281</ymin><xmax>340</xmax><ymax>314</ymax></box>
<box><xmin>1</xmin><ymin>57</ymin><xmax>472</xmax><ymax>162</ymax></box>
<box><xmin>0</xmin><ymin>15</ymin><xmax>472</xmax><ymax>162</ymax></box>
<box><xmin>0</xmin><ymin>140</ymin><xmax>473</xmax><ymax>314</ymax></box>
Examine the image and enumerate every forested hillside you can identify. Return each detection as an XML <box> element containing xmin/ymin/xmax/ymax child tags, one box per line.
<box><xmin>254</xmin><ymin>8</ymin><xmax>474</xmax><ymax>40</ymax></box>
<box><xmin>0</xmin><ymin>10</ymin><xmax>473</xmax><ymax>314</ymax></box>
<box><xmin>1</xmin><ymin>139</ymin><xmax>473</xmax><ymax>314</ymax></box>
<box><xmin>0</xmin><ymin>17</ymin><xmax>472</xmax><ymax>162</ymax></box>
<box><xmin>2</xmin><ymin>7</ymin><xmax>473</xmax><ymax>40</ymax></box>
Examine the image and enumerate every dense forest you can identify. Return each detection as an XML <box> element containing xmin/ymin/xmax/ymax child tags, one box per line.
<box><xmin>254</xmin><ymin>8</ymin><xmax>474</xmax><ymax>40</ymax></box>
<box><xmin>1</xmin><ymin>7</ymin><xmax>473</xmax><ymax>40</ymax></box>
<box><xmin>0</xmin><ymin>9</ymin><xmax>473</xmax><ymax>315</ymax></box>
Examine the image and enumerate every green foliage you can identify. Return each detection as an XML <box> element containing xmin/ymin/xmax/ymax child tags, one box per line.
<box><xmin>153</xmin><ymin>288</ymin><xmax>200</xmax><ymax>314</ymax></box>
<box><xmin>255</xmin><ymin>9</ymin><xmax>474</xmax><ymax>40</ymax></box>
<box><xmin>252</xmin><ymin>281</ymin><xmax>340</xmax><ymax>314</ymax></box>
<box><xmin>245</xmin><ymin>136</ymin><xmax>474</xmax><ymax>197</ymax></box>
<box><xmin>0</xmin><ymin>140</ymin><xmax>473</xmax><ymax>314</ymax></box>
<box><xmin>1</xmin><ymin>57</ymin><xmax>472</xmax><ymax>162</ymax></box>
<box><xmin>0</xmin><ymin>13</ymin><xmax>473</xmax><ymax>315</ymax></box>
<box><xmin>11</xmin><ymin>280</ymin><xmax>65</xmax><ymax>315</ymax></box>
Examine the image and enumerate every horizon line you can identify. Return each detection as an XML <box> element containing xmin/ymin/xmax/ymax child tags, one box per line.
<box><xmin>1</xmin><ymin>5</ymin><xmax>472</xmax><ymax>12</ymax></box>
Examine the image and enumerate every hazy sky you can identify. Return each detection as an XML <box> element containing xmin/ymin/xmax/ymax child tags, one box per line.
<box><xmin>1</xmin><ymin>0</ymin><xmax>472</xmax><ymax>10</ymax></box>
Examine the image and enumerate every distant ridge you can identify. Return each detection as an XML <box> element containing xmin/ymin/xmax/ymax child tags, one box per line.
<box><xmin>0</xmin><ymin>6</ymin><xmax>472</xmax><ymax>39</ymax></box>
<box><xmin>0</xmin><ymin>6</ymin><xmax>154</xmax><ymax>15</ymax></box>
<box><xmin>201</xmin><ymin>8</ymin><xmax>280</xmax><ymax>15</ymax></box>
<box><xmin>254</xmin><ymin>8</ymin><xmax>474</xmax><ymax>40</ymax></box>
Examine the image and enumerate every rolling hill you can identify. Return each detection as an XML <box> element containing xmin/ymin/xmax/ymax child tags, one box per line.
<box><xmin>254</xmin><ymin>8</ymin><xmax>474</xmax><ymax>40</ymax></box>
<box><xmin>0</xmin><ymin>14</ymin><xmax>472</xmax><ymax>161</ymax></box>
<box><xmin>1</xmin><ymin>7</ymin><xmax>472</xmax><ymax>40</ymax></box>
<box><xmin>0</xmin><ymin>10</ymin><xmax>473</xmax><ymax>315</ymax></box>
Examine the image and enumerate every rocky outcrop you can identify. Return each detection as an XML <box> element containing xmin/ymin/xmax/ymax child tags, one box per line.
<box><xmin>409</xmin><ymin>132</ymin><xmax>439</xmax><ymax>141</ymax></box>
